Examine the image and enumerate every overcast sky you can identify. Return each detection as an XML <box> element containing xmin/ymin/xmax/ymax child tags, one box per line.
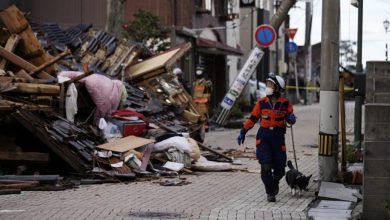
<box><xmin>289</xmin><ymin>0</ymin><xmax>390</xmax><ymax>66</ymax></box>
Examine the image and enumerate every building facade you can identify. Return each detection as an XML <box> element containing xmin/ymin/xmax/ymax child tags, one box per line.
<box><xmin>0</xmin><ymin>0</ymin><xmax>243</xmax><ymax>112</ymax></box>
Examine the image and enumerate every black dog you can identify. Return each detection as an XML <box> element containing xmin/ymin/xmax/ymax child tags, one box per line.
<box><xmin>285</xmin><ymin>160</ymin><xmax>312</xmax><ymax>196</ymax></box>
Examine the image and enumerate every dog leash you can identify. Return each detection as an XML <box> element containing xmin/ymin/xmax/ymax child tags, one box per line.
<box><xmin>290</xmin><ymin>125</ymin><xmax>299</xmax><ymax>172</ymax></box>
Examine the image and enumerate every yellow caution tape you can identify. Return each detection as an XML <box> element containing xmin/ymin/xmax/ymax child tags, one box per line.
<box><xmin>286</xmin><ymin>85</ymin><xmax>354</xmax><ymax>92</ymax></box>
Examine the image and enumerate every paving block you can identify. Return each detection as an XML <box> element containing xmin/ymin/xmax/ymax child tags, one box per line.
<box><xmin>318</xmin><ymin>182</ymin><xmax>358</xmax><ymax>202</ymax></box>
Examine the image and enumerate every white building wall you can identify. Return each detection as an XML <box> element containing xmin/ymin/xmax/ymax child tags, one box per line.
<box><xmin>226</xmin><ymin>0</ymin><xmax>241</xmax><ymax>86</ymax></box>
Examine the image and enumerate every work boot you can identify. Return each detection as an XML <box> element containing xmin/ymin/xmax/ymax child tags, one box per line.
<box><xmin>267</xmin><ymin>194</ymin><xmax>276</xmax><ymax>202</ymax></box>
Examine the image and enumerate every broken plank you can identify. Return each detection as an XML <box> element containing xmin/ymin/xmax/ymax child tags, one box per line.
<box><xmin>11</xmin><ymin>83</ymin><xmax>60</xmax><ymax>95</ymax></box>
<box><xmin>0</xmin><ymin>175</ymin><xmax>60</xmax><ymax>182</ymax></box>
<box><xmin>0</xmin><ymin>46</ymin><xmax>54</xmax><ymax>79</ymax></box>
<box><xmin>0</xmin><ymin>5</ymin><xmax>55</xmax><ymax>73</ymax></box>
<box><xmin>0</xmin><ymin>76</ymin><xmax>28</xmax><ymax>83</ymax></box>
<box><xmin>15</xmin><ymin>69</ymin><xmax>34</xmax><ymax>82</ymax></box>
<box><xmin>0</xmin><ymin>182</ymin><xmax>39</xmax><ymax>189</ymax></box>
<box><xmin>96</xmin><ymin>136</ymin><xmax>154</xmax><ymax>153</ymax></box>
<box><xmin>0</xmin><ymin>34</ymin><xmax>21</xmax><ymax>69</ymax></box>
<box><xmin>197</xmin><ymin>142</ymin><xmax>233</xmax><ymax>162</ymax></box>
<box><xmin>0</xmin><ymin>189</ymin><xmax>21</xmax><ymax>195</ymax></box>
<box><xmin>0</xmin><ymin>151</ymin><xmax>49</xmax><ymax>163</ymax></box>
<box><xmin>28</xmin><ymin>49</ymin><xmax>70</xmax><ymax>76</ymax></box>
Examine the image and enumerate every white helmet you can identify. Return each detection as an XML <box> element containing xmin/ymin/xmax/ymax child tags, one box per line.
<box><xmin>173</xmin><ymin>67</ymin><xmax>183</xmax><ymax>75</ymax></box>
<box><xmin>266</xmin><ymin>73</ymin><xmax>285</xmax><ymax>91</ymax></box>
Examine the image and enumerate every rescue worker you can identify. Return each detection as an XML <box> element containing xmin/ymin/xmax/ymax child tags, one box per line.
<box><xmin>173</xmin><ymin>67</ymin><xmax>191</xmax><ymax>93</ymax></box>
<box><xmin>237</xmin><ymin>73</ymin><xmax>296</xmax><ymax>202</ymax></box>
<box><xmin>193</xmin><ymin>67</ymin><xmax>212</xmax><ymax>131</ymax></box>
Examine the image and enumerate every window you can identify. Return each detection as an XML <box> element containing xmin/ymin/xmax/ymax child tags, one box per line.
<box><xmin>205</xmin><ymin>0</ymin><xmax>212</xmax><ymax>11</ymax></box>
<box><xmin>195</xmin><ymin>0</ymin><xmax>214</xmax><ymax>14</ymax></box>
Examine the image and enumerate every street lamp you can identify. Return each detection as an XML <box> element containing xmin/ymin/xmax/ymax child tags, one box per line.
<box><xmin>384</xmin><ymin>19</ymin><xmax>389</xmax><ymax>61</ymax></box>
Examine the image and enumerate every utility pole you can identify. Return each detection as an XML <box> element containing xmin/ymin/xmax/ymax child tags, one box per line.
<box><xmin>354</xmin><ymin>0</ymin><xmax>364</xmax><ymax>149</ymax></box>
<box><xmin>304</xmin><ymin>0</ymin><xmax>313</xmax><ymax>104</ymax></box>
<box><xmin>318</xmin><ymin>0</ymin><xmax>340</xmax><ymax>181</ymax></box>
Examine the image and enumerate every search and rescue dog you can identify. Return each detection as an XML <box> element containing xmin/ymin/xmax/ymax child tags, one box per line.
<box><xmin>285</xmin><ymin>160</ymin><xmax>312</xmax><ymax>196</ymax></box>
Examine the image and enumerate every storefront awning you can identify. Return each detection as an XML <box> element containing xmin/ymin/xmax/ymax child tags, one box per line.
<box><xmin>196</xmin><ymin>38</ymin><xmax>243</xmax><ymax>56</ymax></box>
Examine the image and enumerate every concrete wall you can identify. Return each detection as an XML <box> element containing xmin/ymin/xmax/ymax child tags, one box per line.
<box><xmin>363</xmin><ymin>61</ymin><xmax>390</xmax><ymax>219</ymax></box>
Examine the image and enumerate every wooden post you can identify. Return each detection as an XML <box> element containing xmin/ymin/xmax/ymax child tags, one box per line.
<box><xmin>0</xmin><ymin>34</ymin><xmax>21</xmax><ymax>69</ymax></box>
<box><xmin>340</xmin><ymin>76</ymin><xmax>347</xmax><ymax>172</ymax></box>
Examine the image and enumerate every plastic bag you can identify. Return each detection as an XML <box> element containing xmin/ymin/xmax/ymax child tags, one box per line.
<box><xmin>192</xmin><ymin>156</ymin><xmax>232</xmax><ymax>171</ymax></box>
<box><xmin>65</xmin><ymin>83</ymin><xmax>78</xmax><ymax>122</ymax></box>
<box><xmin>153</xmin><ymin>136</ymin><xmax>192</xmax><ymax>154</ymax></box>
<box><xmin>98</xmin><ymin>118</ymin><xmax>122</xmax><ymax>139</ymax></box>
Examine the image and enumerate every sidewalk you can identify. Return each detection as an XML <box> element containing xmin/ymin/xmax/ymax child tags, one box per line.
<box><xmin>0</xmin><ymin>103</ymin><xmax>354</xmax><ymax>220</ymax></box>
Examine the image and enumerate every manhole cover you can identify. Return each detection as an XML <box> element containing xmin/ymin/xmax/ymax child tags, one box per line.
<box><xmin>128</xmin><ymin>211</ymin><xmax>185</xmax><ymax>219</ymax></box>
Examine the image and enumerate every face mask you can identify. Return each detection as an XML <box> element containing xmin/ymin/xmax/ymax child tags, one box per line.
<box><xmin>265</xmin><ymin>87</ymin><xmax>274</xmax><ymax>96</ymax></box>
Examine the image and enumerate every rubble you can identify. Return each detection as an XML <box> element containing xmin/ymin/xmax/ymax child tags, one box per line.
<box><xmin>0</xmin><ymin>4</ymin><xmax>235</xmax><ymax>192</ymax></box>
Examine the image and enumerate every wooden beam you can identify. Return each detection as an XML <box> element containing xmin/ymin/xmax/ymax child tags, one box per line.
<box><xmin>0</xmin><ymin>151</ymin><xmax>49</xmax><ymax>162</ymax></box>
<box><xmin>15</xmin><ymin>69</ymin><xmax>34</xmax><ymax>82</ymax></box>
<box><xmin>11</xmin><ymin>83</ymin><xmax>60</xmax><ymax>95</ymax></box>
<box><xmin>0</xmin><ymin>5</ymin><xmax>56</xmax><ymax>73</ymax></box>
<box><xmin>0</xmin><ymin>182</ymin><xmax>39</xmax><ymax>190</ymax></box>
<box><xmin>0</xmin><ymin>46</ymin><xmax>54</xmax><ymax>79</ymax></box>
<box><xmin>28</xmin><ymin>49</ymin><xmax>70</xmax><ymax>76</ymax></box>
<box><xmin>0</xmin><ymin>76</ymin><xmax>28</xmax><ymax>83</ymax></box>
<box><xmin>197</xmin><ymin>142</ymin><xmax>233</xmax><ymax>162</ymax></box>
<box><xmin>0</xmin><ymin>34</ymin><xmax>21</xmax><ymax>69</ymax></box>
<box><xmin>0</xmin><ymin>189</ymin><xmax>21</xmax><ymax>195</ymax></box>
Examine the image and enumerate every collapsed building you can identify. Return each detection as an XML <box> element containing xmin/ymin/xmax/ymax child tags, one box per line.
<box><xmin>0</xmin><ymin>5</ymin><xmax>233</xmax><ymax>192</ymax></box>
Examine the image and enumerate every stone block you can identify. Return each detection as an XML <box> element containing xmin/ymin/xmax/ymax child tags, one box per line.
<box><xmin>373</xmin><ymin>93</ymin><xmax>390</xmax><ymax>103</ymax></box>
<box><xmin>367</xmin><ymin>61</ymin><xmax>390</xmax><ymax>78</ymax></box>
<box><xmin>364</xmin><ymin>159</ymin><xmax>390</xmax><ymax>178</ymax></box>
<box><xmin>375</xmin><ymin>78</ymin><xmax>390</xmax><ymax>93</ymax></box>
<box><xmin>363</xmin><ymin>211</ymin><xmax>387</xmax><ymax>220</ymax></box>
<box><xmin>363</xmin><ymin>194</ymin><xmax>390</xmax><ymax>217</ymax></box>
<box><xmin>364</xmin><ymin>141</ymin><xmax>390</xmax><ymax>160</ymax></box>
<box><xmin>365</xmin><ymin>123</ymin><xmax>390</xmax><ymax>141</ymax></box>
<box><xmin>365</xmin><ymin>104</ymin><xmax>390</xmax><ymax>123</ymax></box>
<box><xmin>365</xmin><ymin>92</ymin><xmax>374</xmax><ymax>103</ymax></box>
<box><xmin>365</xmin><ymin>78</ymin><xmax>374</xmax><ymax>93</ymax></box>
<box><xmin>363</xmin><ymin>177</ymin><xmax>390</xmax><ymax>195</ymax></box>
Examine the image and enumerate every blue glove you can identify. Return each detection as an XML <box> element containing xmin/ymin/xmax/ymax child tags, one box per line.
<box><xmin>237</xmin><ymin>129</ymin><xmax>247</xmax><ymax>145</ymax></box>
<box><xmin>286</xmin><ymin>114</ymin><xmax>296</xmax><ymax>125</ymax></box>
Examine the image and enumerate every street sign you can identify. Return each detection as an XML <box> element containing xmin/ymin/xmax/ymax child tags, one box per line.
<box><xmin>254</xmin><ymin>25</ymin><xmax>276</xmax><ymax>48</ymax></box>
<box><xmin>216</xmin><ymin>47</ymin><xmax>264</xmax><ymax>125</ymax></box>
<box><xmin>286</xmin><ymin>41</ymin><xmax>298</xmax><ymax>54</ymax></box>
<box><xmin>285</xmin><ymin>28</ymin><xmax>298</xmax><ymax>40</ymax></box>
<box><xmin>220</xmin><ymin>47</ymin><xmax>264</xmax><ymax>110</ymax></box>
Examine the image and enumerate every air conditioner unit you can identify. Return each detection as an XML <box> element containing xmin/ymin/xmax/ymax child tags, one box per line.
<box><xmin>351</xmin><ymin>0</ymin><xmax>359</xmax><ymax>7</ymax></box>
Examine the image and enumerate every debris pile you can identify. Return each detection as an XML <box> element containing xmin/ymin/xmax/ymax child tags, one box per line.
<box><xmin>0</xmin><ymin>4</ymin><xmax>233</xmax><ymax>192</ymax></box>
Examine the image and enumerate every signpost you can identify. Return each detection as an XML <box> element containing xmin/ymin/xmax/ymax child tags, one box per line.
<box><xmin>214</xmin><ymin>0</ymin><xmax>297</xmax><ymax>126</ymax></box>
<box><xmin>286</xmin><ymin>41</ymin><xmax>298</xmax><ymax>54</ymax></box>
<box><xmin>215</xmin><ymin>25</ymin><xmax>274</xmax><ymax>125</ymax></box>
<box><xmin>254</xmin><ymin>25</ymin><xmax>277</xmax><ymax>48</ymax></box>
<box><xmin>285</xmin><ymin>28</ymin><xmax>298</xmax><ymax>40</ymax></box>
